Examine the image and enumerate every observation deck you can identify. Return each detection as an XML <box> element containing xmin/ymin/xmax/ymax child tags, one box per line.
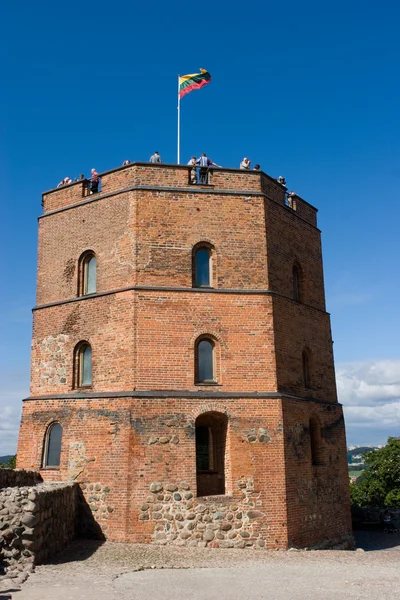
<box><xmin>41</xmin><ymin>162</ymin><xmax>318</xmax><ymax>227</ymax></box>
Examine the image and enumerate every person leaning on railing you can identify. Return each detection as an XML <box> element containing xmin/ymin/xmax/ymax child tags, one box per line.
<box><xmin>196</xmin><ymin>153</ymin><xmax>220</xmax><ymax>184</ymax></box>
<box><xmin>90</xmin><ymin>168</ymin><xmax>99</xmax><ymax>194</ymax></box>
<box><xmin>187</xmin><ymin>156</ymin><xmax>197</xmax><ymax>184</ymax></box>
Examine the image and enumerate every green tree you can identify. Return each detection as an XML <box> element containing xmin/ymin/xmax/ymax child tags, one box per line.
<box><xmin>350</xmin><ymin>437</ymin><xmax>400</xmax><ymax>508</ymax></box>
<box><xmin>7</xmin><ymin>455</ymin><xmax>16</xmax><ymax>469</ymax></box>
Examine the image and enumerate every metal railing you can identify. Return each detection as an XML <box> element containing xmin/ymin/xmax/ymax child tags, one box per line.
<box><xmin>82</xmin><ymin>178</ymin><xmax>102</xmax><ymax>197</ymax></box>
<box><xmin>187</xmin><ymin>166</ymin><xmax>213</xmax><ymax>186</ymax></box>
<box><xmin>285</xmin><ymin>192</ymin><xmax>297</xmax><ymax>211</ymax></box>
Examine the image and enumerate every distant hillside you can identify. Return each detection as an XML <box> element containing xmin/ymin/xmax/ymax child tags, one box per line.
<box><xmin>0</xmin><ymin>455</ymin><xmax>13</xmax><ymax>464</ymax></box>
<box><xmin>347</xmin><ymin>447</ymin><xmax>378</xmax><ymax>463</ymax></box>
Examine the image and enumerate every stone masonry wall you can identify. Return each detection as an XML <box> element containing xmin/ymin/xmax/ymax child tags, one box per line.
<box><xmin>0</xmin><ymin>483</ymin><xmax>77</xmax><ymax>587</ymax></box>
<box><xmin>0</xmin><ymin>469</ymin><xmax>42</xmax><ymax>489</ymax></box>
<box><xmin>144</xmin><ymin>478</ymin><xmax>266</xmax><ymax>548</ymax></box>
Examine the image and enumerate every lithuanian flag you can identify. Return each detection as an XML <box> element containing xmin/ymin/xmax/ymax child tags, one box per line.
<box><xmin>179</xmin><ymin>69</ymin><xmax>211</xmax><ymax>99</ymax></box>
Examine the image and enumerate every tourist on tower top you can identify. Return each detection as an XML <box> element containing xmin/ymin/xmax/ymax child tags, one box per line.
<box><xmin>90</xmin><ymin>168</ymin><xmax>99</xmax><ymax>194</ymax></box>
<box><xmin>196</xmin><ymin>153</ymin><xmax>220</xmax><ymax>184</ymax></box>
<box><xmin>240</xmin><ymin>158</ymin><xmax>251</xmax><ymax>169</ymax></box>
<box><xmin>150</xmin><ymin>151</ymin><xmax>162</xmax><ymax>163</ymax></box>
<box><xmin>187</xmin><ymin>156</ymin><xmax>197</xmax><ymax>184</ymax></box>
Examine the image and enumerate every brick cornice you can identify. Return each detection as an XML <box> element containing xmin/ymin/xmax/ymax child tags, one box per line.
<box><xmin>23</xmin><ymin>389</ymin><xmax>339</xmax><ymax>406</ymax></box>
<box><xmin>32</xmin><ymin>285</ymin><xmax>330</xmax><ymax>315</ymax></box>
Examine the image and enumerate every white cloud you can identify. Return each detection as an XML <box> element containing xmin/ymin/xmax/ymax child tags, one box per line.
<box><xmin>336</xmin><ymin>358</ymin><xmax>400</xmax><ymax>445</ymax></box>
<box><xmin>0</xmin><ymin>375</ymin><xmax>27</xmax><ymax>456</ymax></box>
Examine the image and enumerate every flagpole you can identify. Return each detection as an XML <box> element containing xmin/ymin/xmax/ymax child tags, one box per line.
<box><xmin>177</xmin><ymin>75</ymin><xmax>181</xmax><ymax>164</ymax></box>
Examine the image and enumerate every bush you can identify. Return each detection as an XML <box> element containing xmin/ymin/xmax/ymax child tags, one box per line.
<box><xmin>350</xmin><ymin>438</ymin><xmax>400</xmax><ymax>508</ymax></box>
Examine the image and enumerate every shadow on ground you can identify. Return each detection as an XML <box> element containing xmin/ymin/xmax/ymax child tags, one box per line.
<box><xmin>354</xmin><ymin>525</ymin><xmax>400</xmax><ymax>551</ymax></box>
<box><xmin>41</xmin><ymin>539</ymin><xmax>105</xmax><ymax>566</ymax></box>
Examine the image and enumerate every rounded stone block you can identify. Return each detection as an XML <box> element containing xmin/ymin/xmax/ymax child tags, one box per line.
<box><xmin>150</xmin><ymin>482</ymin><xmax>163</xmax><ymax>493</ymax></box>
<box><xmin>165</xmin><ymin>484</ymin><xmax>178</xmax><ymax>492</ymax></box>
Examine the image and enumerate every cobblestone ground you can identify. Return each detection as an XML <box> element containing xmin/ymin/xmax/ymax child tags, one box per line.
<box><xmin>3</xmin><ymin>537</ymin><xmax>400</xmax><ymax>600</ymax></box>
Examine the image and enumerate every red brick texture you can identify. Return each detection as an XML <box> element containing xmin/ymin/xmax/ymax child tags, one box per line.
<box><xmin>17</xmin><ymin>163</ymin><xmax>351</xmax><ymax>548</ymax></box>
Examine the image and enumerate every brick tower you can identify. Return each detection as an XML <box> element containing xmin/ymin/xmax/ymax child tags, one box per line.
<box><xmin>17</xmin><ymin>163</ymin><xmax>352</xmax><ymax>548</ymax></box>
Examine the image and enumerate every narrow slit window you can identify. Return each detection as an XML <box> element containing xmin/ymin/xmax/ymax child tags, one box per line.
<box><xmin>310</xmin><ymin>418</ymin><xmax>322</xmax><ymax>466</ymax></box>
<box><xmin>85</xmin><ymin>255</ymin><xmax>96</xmax><ymax>294</ymax></box>
<box><xmin>80</xmin><ymin>344</ymin><xmax>92</xmax><ymax>386</ymax></box>
<box><xmin>293</xmin><ymin>264</ymin><xmax>301</xmax><ymax>301</ymax></box>
<box><xmin>302</xmin><ymin>349</ymin><xmax>311</xmax><ymax>388</ymax></box>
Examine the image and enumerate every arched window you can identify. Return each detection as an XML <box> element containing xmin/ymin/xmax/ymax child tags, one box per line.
<box><xmin>74</xmin><ymin>342</ymin><xmax>92</xmax><ymax>387</ymax></box>
<box><xmin>193</xmin><ymin>246</ymin><xmax>212</xmax><ymax>287</ymax></box>
<box><xmin>302</xmin><ymin>348</ymin><xmax>311</xmax><ymax>388</ymax></box>
<box><xmin>292</xmin><ymin>263</ymin><xmax>301</xmax><ymax>301</ymax></box>
<box><xmin>43</xmin><ymin>422</ymin><xmax>63</xmax><ymax>468</ymax></box>
<box><xmin>196</xmin><ymin>338</ymin><xmax>215</xmax><ymax>383</ymax></box>
<box><xmin>309</xmin><ymin>417</ymin><xmax>322</xmax><ymax>466</ymax></box>
<box><xmin>79</xmin><ymin>251</ymin><xmax>96</xmax><ymax>296</ymax></box>
<box><xmin>195</xmin><ymin>412</ymin><xmax>227</xmax><ymax>496</ymax></box>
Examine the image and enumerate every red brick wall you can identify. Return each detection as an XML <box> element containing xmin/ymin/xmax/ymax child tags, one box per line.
<box><xmin>36</xmin><ymin>193</ymin><xmax>135</xmax><ymax>305</ymax></box>
<box><xmin>272</xmin><ymin>297</ymin><xmax>337</xmax><ymax>401</ymax></box>
<box><xmin>283</xmin><ymin>399</ymin><xmax>352</xmax><ymax>547</ymax></box>
<box><xmin>31</xmin><ymin>291</ymin><xmax>277</xmax><ymax>395</ymax></box>
<box><xmin>264</xmin><ymin>196</ymin><xmax>325</xmax><ymax>310</ymax></box>
<box><xmin>17</xmin><ymin>163</ymin><xmax>351</xmax><ymax>549</ymax></box>
<box><xmin>18</xmin><ymin>396</ymin><xmax>289</xmax><ymax>546</ymax></box>
<box><xmin>31</xmin><ymin>293</ymin><xmax>136</xmax><ymax>395</ymax></box>
<box><xmin>37</xmin><ymin>187</ymin><xmax>271</xmax><ymax>305</ymax></box>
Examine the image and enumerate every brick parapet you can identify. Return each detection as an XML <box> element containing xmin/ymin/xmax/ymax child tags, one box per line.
<box><xmin>41</xmin><ymin>163</ymin><xmax>317</xmax><ymax>227</ymax></box>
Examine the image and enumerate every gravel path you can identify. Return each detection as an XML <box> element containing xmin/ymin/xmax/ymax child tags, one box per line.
<box><xmin>5</xmin><ymin>540</ymin><xmax>400</xmax><ymax>600</ymax></box>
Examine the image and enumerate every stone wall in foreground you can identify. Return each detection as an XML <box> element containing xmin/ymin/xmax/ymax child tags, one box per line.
<box><xmin>0</xmin><ymin>469</ymin><xmax>42</xmax><ymax>489</ymax></box>
<box><xmin>0</xmin><ymin>482</ymin><xmax>77</xmax><ymax>586</ymax></box>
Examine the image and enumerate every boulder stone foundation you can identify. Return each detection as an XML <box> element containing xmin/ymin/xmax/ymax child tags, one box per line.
<box><xmin>0</xmin><ymin>480</ymin><xmax>77</xmax><ymax>587</ymax></box>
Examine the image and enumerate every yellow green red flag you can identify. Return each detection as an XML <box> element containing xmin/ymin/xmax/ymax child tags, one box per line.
<box><xmin>179</xmin><ymin>69</ymin><xmax>211</xmax><ymax>99</ymax></box>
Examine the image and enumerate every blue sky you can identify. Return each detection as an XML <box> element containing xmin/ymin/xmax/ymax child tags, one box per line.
<box><xmin>1</xmin><ymin>0</ymin><xmax>399</xmax><ymax>453</ymax></box>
